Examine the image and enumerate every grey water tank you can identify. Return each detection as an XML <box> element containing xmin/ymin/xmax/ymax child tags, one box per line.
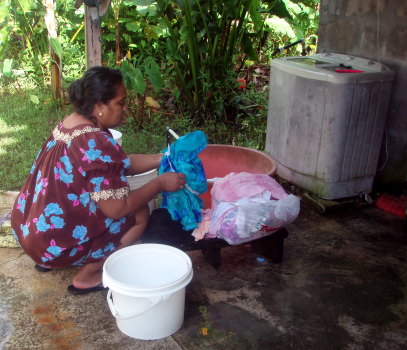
<box><xmin>265</xmin><ymin>53</ymin><xmax>394</xmax><ymax>199</ymax></box>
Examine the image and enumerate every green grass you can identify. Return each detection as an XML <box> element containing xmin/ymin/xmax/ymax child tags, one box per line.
<box><xmin>0</xmin><ymin>90</ymin><xmax>62</xmax><ymax>191</ymax></box>
<box><xmin>0</xmin><ymin>86</ymin><xmax>268</xmax><ymax>191</ymax></box>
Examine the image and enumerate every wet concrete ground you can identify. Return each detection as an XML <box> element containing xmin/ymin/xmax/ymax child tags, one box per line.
<box><xmin>0</xmin><ymin>203</ymin><xmax>406</xmax><ymax>349</ymax></box>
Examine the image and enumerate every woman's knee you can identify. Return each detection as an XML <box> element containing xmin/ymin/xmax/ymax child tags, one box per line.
<box><xmin>119</xmin><ymin>205</ymin><xmax>150</xmax><ymax>246</ymax></box>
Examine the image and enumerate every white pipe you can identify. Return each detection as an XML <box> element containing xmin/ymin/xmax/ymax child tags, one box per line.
<box><xmin>166</xmin><ymin>127</ymin><xmax>180</xmax><ymax>140</ymax></box>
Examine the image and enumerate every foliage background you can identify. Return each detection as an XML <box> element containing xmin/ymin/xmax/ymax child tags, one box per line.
<box><xmin>0</xmin><ymin>0</ymin><xmax>319</xmax><ymax>190</ymax></box>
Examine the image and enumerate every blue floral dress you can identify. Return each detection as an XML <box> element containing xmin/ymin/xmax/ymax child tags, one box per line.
<box><xmin>10</xmin><ymin>122</ymin><xmax>135</xmax><ymax>268</ymax></box>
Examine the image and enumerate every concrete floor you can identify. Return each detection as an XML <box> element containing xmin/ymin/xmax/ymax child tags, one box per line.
<box><xmin>0</xmin><ymin>203</ymin><xmax>406</xmax><ymax>350</ymax></box>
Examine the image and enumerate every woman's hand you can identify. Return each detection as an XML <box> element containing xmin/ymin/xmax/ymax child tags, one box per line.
<box><xmin>158</xmin><ymin>172</ymin><xmax>186</xmax><ymax>192</ymax></box>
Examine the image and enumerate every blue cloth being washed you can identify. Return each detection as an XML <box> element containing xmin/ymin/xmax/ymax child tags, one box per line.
<box><xmin>159</xmin><ymin>130</ymin><xmax>208</xmax><ymax>231</ymax></box>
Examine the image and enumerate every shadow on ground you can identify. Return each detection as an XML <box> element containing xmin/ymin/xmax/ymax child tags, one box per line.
<box><xmin>0</xmin><ymin>204</ymin><xmax>406</xmax><ymax>350</ymax></box>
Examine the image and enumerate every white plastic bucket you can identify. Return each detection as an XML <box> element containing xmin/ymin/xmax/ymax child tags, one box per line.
<box><xmin>107</xmin><ymin>128</ymin><xmax>157</xmax><ymax>212</ymax></box>
<box><xmin>103</xmin><ymin>244</ymin><xmax>193</xmax><ymax>340</ymax></box>
<box><xmin>108</xmin><ymin>128</ymin><xmax>123</xmax><ymax>146</ymax></box>
<box><xmin>126</xmin><ymin>169</ymin><xmax>158</xmax><ymax>213</ymax></box>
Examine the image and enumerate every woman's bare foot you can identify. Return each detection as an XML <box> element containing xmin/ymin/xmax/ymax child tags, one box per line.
<box><xmin>71</xmin><ymin>260</ymin><xmax>104</xmax><ymax>289</ymax></box>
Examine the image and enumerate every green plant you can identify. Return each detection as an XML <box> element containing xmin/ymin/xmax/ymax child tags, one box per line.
<box><xmin>0</xmin><ymin>0</ymin><xmax>50</xmax><ymax>86</ymax></box>
<box><xmin>1</xmin><ymin>58</ymin><xmax>41</xmax><ymax>106</ymax></box>
<box><xmin>150</xmin><ymin>0</ymin><xmax>296</xmax><ymax>124</ymax></box>
<box><xmin>0</xmin><ymin>0</ymin><xmax>86</xmax><ymax>90</ymax></box>
<box><xmin>102</xmin><ymin>0</ymin><xmax>168</xmax><ymax>65</ymax></box>
<box><xmin>0</xmin><ymin>0</ymin><xmax>321</xmax><ymax>194</ymax></box>
<box><xmin>1</xmin><ymin>58</ymin><xmax>17</xmax><ymax>92</ymax></box>
<box><xmin>118</xmin><ymin>56</ymin><xmax>164</xmax><ymax>126</ymax></box>
<box><xmin>264</xmin><ymin>0</ymin><xmax>319</xmax><ymax>59</ymax></box>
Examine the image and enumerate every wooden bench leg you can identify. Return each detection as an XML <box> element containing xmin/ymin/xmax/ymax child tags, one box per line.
<box><xmin>251</xmin><ymin>228</ymin><xmax>289</xmax><ymax>263</ymax></box>
<box><xmin>200</xmin><ymin>229</ymin><xmax>289</xmax><ymax>268</ymax></box>
<box><xmin>200</xmin><ymin>239</ymin><xmax>225</xmax><ymax>269</ymax></box>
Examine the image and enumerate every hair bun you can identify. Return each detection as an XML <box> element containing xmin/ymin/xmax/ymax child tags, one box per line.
<box><xmin>67</xmin><ymin>66</ymin><xmax>123</xmax><ymax>118</ymax></box>
<box><xmin>67</xmin><ymin>79</ymin><xmax>83</xmax><ymax>106</ymax></box>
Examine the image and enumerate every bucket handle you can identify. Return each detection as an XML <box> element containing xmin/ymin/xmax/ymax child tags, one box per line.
<box><xmin>107</xmin><ymin>290</ymin><xmax>169</xmax><ymax>320</ymax></box>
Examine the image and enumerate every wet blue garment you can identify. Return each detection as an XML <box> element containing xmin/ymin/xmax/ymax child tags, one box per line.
<box><xmin>159</xmin><ymin>131</ymin><xmax>208</xmax><ymax>231</ymax></box>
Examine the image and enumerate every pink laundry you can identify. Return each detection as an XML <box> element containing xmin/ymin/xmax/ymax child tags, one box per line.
<box><xmin>192</xmin><ymin>172</ymin><xmax>289</xmax><ymax>241</ymax></box>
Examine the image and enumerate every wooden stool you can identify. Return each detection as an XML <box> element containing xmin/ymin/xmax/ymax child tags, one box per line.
<box><xmin>143</xmin><ymin>208</ymin><xmax>289</xmax><ymax>269</ymax></box>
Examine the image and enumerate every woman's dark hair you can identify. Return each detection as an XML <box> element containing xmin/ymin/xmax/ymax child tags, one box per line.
<box><xmin>68</xmin><ymin>66</ymin><xmax>123</xmax><ymax>119</ymax></box>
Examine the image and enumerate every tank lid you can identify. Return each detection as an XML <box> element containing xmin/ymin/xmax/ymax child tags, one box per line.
<box><xmin>270</xmin><ymin>53</ymin><xmax>394</xmax><ymax>83</ymax></box>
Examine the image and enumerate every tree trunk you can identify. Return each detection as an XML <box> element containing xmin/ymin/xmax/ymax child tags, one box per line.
<box><xmin>85</xmin><ymin>6</ymin><xmax>102</xmax><ymax>68</ymax></box>
<box><xmin>115</xmin><ymin>19</ymin><xmax>120</xmax><ymax>65</ymax></box>
<box><xmin>42</xmin><ymin>0</ymin><xmax>63</xmax><ymax>101</ymax></box>
<box><xmin>112</xmin><ymin>0</ymin><xmax>122</xmax><ymax>66</ymax></box>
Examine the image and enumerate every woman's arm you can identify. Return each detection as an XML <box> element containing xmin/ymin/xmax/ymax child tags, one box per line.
<box><xmin>126</xmin><ymin>153</ymin><xmax>162</xmax><ymax>175</ymax></box>
<box><xmin>97</xmin><ymin>172</ymin><xmax>185</xmax><ymax>219</ymax></box>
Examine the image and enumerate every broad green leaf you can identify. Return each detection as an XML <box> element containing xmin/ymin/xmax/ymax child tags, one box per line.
<box><xmin>147</xmin><ymin>25</ymin><xmax>161</xmax><ymax>40</ymax></box>
<box><xmin>283</xmin><ymin>0</ymin><xmax>302</xmax><ymax>15</ymax></box>
<box><xmin>157</xmin><ymin>18</ymin><xmax>170</xmax><ymax>36</ymax></box>
<box><xmin>290</xmin><ymin>24</ymin><xmax>305</xmax><ymax>39</ymax></box>
<box><xmin>121</xmin><ymin>60</ymin><xmax>136</xmax><ymax>75</ymax></box>
<box><xmin>144</xmin><ymin>23</ymin><xmax>160</xmax><ymax>41</ymax></box>
<box><xmin>0</xmin><ymin>4</ymin><xmax>10</xmax><ymax>22</ymax></box>
<box><xmin>249</xmin><ymin>0</ymin><xmax>263</xmax><ymax>31</ymax></box>
<box><xmin>135</xmin><ymin>5</ymin><xmax>149</xmax><ymax>16</ymax></box>
<box><xmin>241</xmin><ymin>33</ymin><xmax>258</xmax><ymax>61</ymax></box>
<box><xmin>120</xmin><ymin>60</ymin><xmax>135</xmax><ymax>88</ymax></box>
<box><xmin>2</xmin><ymin>58</ymin><xmax>13</xmax><ymax>78</ymax></box>
<box><xmin>146</xmin><ymin>4</ymin><xmax>157</xmax><ymax>17</ymax></box>
<box><xmin>123</xmin><ymin>33</ymin><xmax>132</xmax><ymax>44</ymax></box>
<box><xmin>131</xmin><ymin>67</ymin><xmax>146</xmax><ymax>94</ymax></box>
<box><xmin>126</xmin><ymin>22</ymin><xmax>140</xmax><ymax>33</ymax></box>
<box><xmin>18</xmin><ymin>0</ymin><xmax>33</xmax><ymax>13</ymax></box>
<box><xmin>0</xmin><ymin>25</ymin><xmax>12</xmax><ymax>55</ymax></box>
<box><xmin>131</xmin><ymin>0</ymin><xmax>155</xmax><ymax>5</ymax></box>
<box><xmin>137</xmin><ymin>4</ymin><xmax>157</xmax><ymax>17</ymax></box>
<box><xmin>30</xmin><ymin>95</ymin><xmax>40</xmax><ymax>104</ymax></box>
<box><xmin>145</xmin><ymin>59</ymin><xmax>164</xmax><ymax>90</ymax></box>
<box><xmin>269</xmin><ymin>0</ymin><xmax>292</xmax><ymax>20</ymax></box>
<box><xmin>50</xmin><ymin>37</ymin><xmax>63</xmax><ymax>59</ymax></box>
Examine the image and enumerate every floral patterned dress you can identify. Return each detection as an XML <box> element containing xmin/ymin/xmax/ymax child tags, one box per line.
<box><xmin>10</xmin><ymin>122</ymin><xmax>135</xmax><ymax>268</ymax></box>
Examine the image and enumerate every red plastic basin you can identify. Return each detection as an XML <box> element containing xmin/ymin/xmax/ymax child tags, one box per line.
<box><xmin>199</xmin><ymin>144</ymin><xmax>277</xmax><ymax>209</ymax></box>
